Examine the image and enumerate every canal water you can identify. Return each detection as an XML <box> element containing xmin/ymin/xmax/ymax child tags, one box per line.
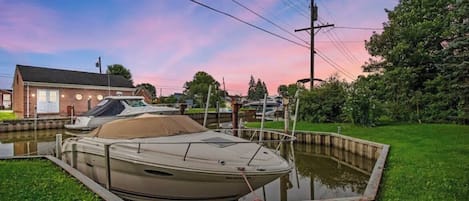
<box><xmin>0</xmin><ymin>129</ymin><xmax>376</xmax><ymax>201</ymax></box>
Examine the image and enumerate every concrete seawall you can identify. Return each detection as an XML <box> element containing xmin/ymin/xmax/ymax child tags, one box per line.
<box><xmin>240</xmin><ymin>129</ymin><xmax>389</xmax><ymax>201</ymax></box>
<box><xmin>0</xmin><ymin>113</ymin><xmax>234</xmax><ymax>132</ymax></box>
<box><xmin>0</xmin><ymin>118</ymin><xmax>70</xmax><ymax>132</ymax></box>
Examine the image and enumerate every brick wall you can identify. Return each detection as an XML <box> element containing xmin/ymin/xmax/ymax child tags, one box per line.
<box><xmin>13</xmin><ymin>71</ymin><xmax>24</xmax><ymax>117</ymax></box>
<box><xmin>20</xmin><ymin>86</ymin><xmax>133</xmax><ymax>118</ymax></box>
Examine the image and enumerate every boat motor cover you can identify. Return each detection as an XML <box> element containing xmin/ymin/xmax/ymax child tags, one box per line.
<box><xmin>87</xmin><ymin>114</ymin><xmax>208</xmax><ymax>139</ymax></box>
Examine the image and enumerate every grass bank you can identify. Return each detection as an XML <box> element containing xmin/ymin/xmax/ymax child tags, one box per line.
<box><xmin>0</xmin><ymin>110</ymin><xmax>15</xmax><ymax>120</ymax></box>
<box><xmin>247</xmin><ymin>121</ymin><xmax>469</xmax><ymax>201</ymax></box>
<box><xmin>0</xmin><ymin>159</ymin><xmax>101</xmax><ymax>201</ymax></box>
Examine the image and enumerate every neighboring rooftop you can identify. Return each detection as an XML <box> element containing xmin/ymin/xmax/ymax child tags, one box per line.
<box><xmin>16</xmin><ymin>65</ymin><xmax>134</xmax><ymax>88</ymax></box>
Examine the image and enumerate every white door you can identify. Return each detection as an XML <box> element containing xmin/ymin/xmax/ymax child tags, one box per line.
<box><xmin>37</xmin><ymin>89</ymin><xmax>59</xmax><ymax>113</ymax></box>
<box><xmin>2</xmin><ymin>94</ymin><xmax>11</xmax><ymax>108</ymax></box>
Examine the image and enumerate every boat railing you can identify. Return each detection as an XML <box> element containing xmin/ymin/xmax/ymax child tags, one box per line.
<box><xmin>105</xmin><ymin>128</ymin><xmax>296</xmax><ymax>165</ymax></box>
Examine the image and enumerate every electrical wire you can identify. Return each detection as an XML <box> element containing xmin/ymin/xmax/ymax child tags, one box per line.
<box><xmin>231</xmin><ymin>0</ymin><xmax>309</xmax><ymax>45</ymax></box>
<box><xmin>315</xmin><ymin>49</ymin><xmax>355</xmax><ymax>79</ymax></box>
<box><xmin>190</xmin><ymin>0</ymin><xmax>310</xmax><ymax>49</ymax></box>
<box><xmin>334</xmin><ymin>26</ymin><xmax>383</xmax><ymax>30</ymax></box>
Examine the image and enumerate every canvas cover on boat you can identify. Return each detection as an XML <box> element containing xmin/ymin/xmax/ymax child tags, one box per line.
<box><xmin>87</xmin><ymin>114</ymin><xmax>208</xmax><ymax>139</ymax></box>
<box><xmin>83</xmin><ymin>99</ymin><xmax>125</xmax><ymax>117</ymax></box>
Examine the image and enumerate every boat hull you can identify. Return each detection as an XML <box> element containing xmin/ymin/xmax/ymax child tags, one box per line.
<box><xmin>63</xmin><ymin>151</ymin><xmax>287</xmax><ymax>200</ymax></box>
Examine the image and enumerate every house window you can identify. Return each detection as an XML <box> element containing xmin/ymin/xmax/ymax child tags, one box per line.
<box><xmin>36</xmin><ymin>89</ymin><xmax>59</xmax><ymax>113</ymax></box>
<box><xmin>2</xmin><ymin>94</ymin><xmax>11</xmax><ymax>108</ymax></box>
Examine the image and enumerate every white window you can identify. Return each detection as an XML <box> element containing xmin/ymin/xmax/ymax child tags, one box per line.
<box><xmin>36</xmin><ymin>89</ymin><xmax>59</xmax><ymax>113</ymax></box>
<box><xmin>2</xmin><ymin>94</ymin><xmax>11</xmax><ymax>108</ymax></box>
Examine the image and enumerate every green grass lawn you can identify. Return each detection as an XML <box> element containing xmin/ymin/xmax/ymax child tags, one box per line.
<box><xmin>185</xmin><ymin>108</ymin><xmax>217</xmax><ymax>114</ymax></box>
<box><xmin>0</xmin><ymin>110</ymin><xmax>16</xmax><ymax>120</ymax></box>
<box><xmin>0</xmin><ymin>159</ymin><xmax>101</xmax><ymax>201</ymax></box>
<box><xmin>247</xmin><ymin>121</ymin><xmax>469</xmax><ymax>201</ymax></box>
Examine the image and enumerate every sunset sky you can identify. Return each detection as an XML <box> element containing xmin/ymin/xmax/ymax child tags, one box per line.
<box><xmin>0</xmin><ymin>0</ymin><xmax>397</xmax><ymax>96</ymax></box>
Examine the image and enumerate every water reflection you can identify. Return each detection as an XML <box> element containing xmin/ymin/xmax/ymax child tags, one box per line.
<box><xmin>0</xmin><ymin>129</ymin><xmax>63</xmax><ymax>157</ymax></box>
<box><xmin>240</xmin><ymin>144</ymin><xmax>375</xmax><ymax>201</ymax></box>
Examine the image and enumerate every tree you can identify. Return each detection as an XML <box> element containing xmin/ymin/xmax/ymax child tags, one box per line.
<box><xmin>247</xmin><ymin>75</ymin><xmax>256</xmax><ymax>100</ymax></box>
<box><xmin>183</xmin><ymin>71</ymin><xmax>221</xmax><ymax>108</ymax></box>
<box><xmin>136</xmin><ymin>83</ymin><xmax>156</xmax><ymax>100</ymax></box>
<box><xmin>362</xmin><ymin>0</ymin><xmax>467</xmax><ymax>123</ymax></box>
<box><xmin>298</xmin><ymin>75</ymin><xmax>348</xmax><ymax>123</ymax></box>
<box><xmin>345</xmin><ymin>76</ymin><xmax>383</xmax><ymax>126</ymax></box>
<box><xmin>107</xmin><ymin>64</ymin><xmax>133</xmax><ymax>84</ymax></box>
<box><xmin>277</xmin><ymin>85</ymin><xmax>288</xmax><ymax>97</ymax></box>
<box><xmin>247</xmin><ymin>76</ymin><xmax>269</xmax><ymax>100</ymax></box>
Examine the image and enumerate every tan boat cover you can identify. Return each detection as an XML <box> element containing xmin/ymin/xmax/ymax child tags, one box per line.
<box><xmin>87</xmin><ymin>114</ymin><xmax>208</xmax><ymax>139</ymax></box>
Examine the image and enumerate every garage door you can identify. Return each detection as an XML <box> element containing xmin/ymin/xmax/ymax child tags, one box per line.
<box><xmin>37</xmin><ymin>89</ymin><xmax>59</xmax><ymax>113</ymax></box>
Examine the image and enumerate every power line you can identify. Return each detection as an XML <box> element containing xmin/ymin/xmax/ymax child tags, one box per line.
<box><xmin>231</xmin><ymin>0</ymin><xmax>309</xmax><ymax>45</ymax></box>
<box><xmin>329</xmin><ymin>29</ymin><xmax>361</xmax><ymax>63</ymax></box>
<box><xmin>315</xmin><ymin>48</ymin><xmax>355</xmax><ymax>79</ymax></box>
<box><xmin>317</xmin><ymin>17</ymin><xmax>361</xmax><ymax>65</ymax></box>
<box><xmin>334</xmin><ymin>26</ymin><xmax>383</xmax><ymax>30</ymax></box>
<box><xmin>190</xmin><ymin>0</ymin><xmax>310</xmax><ymax>49</ymax></box>
<box><xmin>316</xmin><ymin>40</ymin><xmax>363</xmax><ymax>43</ymax></box>
<box><xmin>281</xmin><ymin>0</ymin><xmax>310</xmax><ymax>20</ymax></box>
<box><xmin>323</xmin><ymin>31</ymin><xmax>357</xmax><ymax>65</ymax></box>
<box><xmin>249</xmin><ymin>0</ymin><xmax>310</xmax><ymax>41</ymax></box>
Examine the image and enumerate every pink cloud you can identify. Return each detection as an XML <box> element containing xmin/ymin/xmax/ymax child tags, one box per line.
<box><xmin>0</xmin><ymin>2</ymin><xmax>63</xmax><ymax>53</ymax></box>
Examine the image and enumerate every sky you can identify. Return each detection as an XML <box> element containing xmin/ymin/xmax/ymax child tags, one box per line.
<box><xmin>0</xmin><ymin>0</ymin><xmax>398</xmax><ymax>96</ymax></box>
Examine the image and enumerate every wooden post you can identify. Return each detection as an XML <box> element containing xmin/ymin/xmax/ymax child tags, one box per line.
<box><xmin>216</xmin><ymin>101</ymin><xmax>220</xmax><ymax>129</ymax></box>
<box><xmin>283</xmin><ymin>97</ymin><xmax>289</xmax><ymax>134</ymax></box>
<box><xmin>104</xmin><ymin>144</ymin><xmax>111</xmax><ymax>190</ymax></box>
<box><xmin>179</xmin><ymin>103</ymin><xmax>187</xmax><ymax>115</ymax></box>
<box><xmin>55</xmin><ymin>134</ymin><xmax>62</xmax><ymax>160</ymax></box>
<box><xmin>231</xmin><ymin>101</ymin><xmax>242</xmax><ymax>137</ymax></box>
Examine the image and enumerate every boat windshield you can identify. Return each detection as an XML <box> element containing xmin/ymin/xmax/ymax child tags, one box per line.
<box><xmin>82</xmin><ymin>99</ymin><xmax>125</xmax><ymax>117</ymax></box>
<box><xmin>96</xmin><ymin>99</ymin><xmax>109</xmax><ymax>106</ymax></box>
<box><xmin>124</xmin><ymin>99</ymin><xmax>147</xmax><ymax>107</ymax></box>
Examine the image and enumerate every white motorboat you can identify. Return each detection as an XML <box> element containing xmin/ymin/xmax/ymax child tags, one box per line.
<box><xmin>61</xmin><ymin>114</ymin><xmax>293</xmax><ymax>200</ymax></box>
<box><xmin>65</xmin><ymin>96</ymin><xmax>179</xmax><ymax>130</ymax></box>
<box><xmin>244</xmin><ymin>100</ymin><xmax>281</xmax><ymax>119</ymax></box>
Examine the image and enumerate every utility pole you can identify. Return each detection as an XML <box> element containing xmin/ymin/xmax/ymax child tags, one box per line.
<box><xmin>96</xmin><ymin>56</ymin><xmax>102</xmax><ymax>74</ymax></box>
<box><xmin>295</xmin><ymin>1</ymin><xmax>333</xmax><ymax>90</ymax></box>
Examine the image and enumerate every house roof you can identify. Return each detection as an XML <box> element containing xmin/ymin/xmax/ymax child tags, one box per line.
<box><xmin>16</xmin><ymin>65</ymin><xmax>134</xmax><ymax>88</ymax></box>
<box><xmin>0</xmin><ymin>89</ymin><xmax>12</xmax><ymax>94</ymax></box>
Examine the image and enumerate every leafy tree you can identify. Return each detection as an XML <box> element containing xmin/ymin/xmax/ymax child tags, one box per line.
<box><xmin>136</xmin><ymin>83</ymin><xmax>156</xmax><ymax>100</ymax></box>
<box><xmin>107</xmin><ymin>64</ymin><xmax>133</xmax><ymax>84</ymax></box>
<box><xmin>362</xmin><ymin>0</ymin><xmax>468</xmax><ymax>123</ymax></box>
<box><xmin>345</xmin><ymin>76</ymin><xmax>383</xmax><ymax>126</ymax></box>
<box><xmin>277</xmin><ymin>85</ymin><xmax>288</xmax><ymax>97</ymax></box>
<box><xmin>183</xmin><ymin>71</ymin><xmax>221</xmax><ymax>108</ymax></box>
<box><xmin>247</xmin><ymin>75</ymin><xmax>256</xmax><ymax>100</ymax></box>
<box><xmin>247</xmin><ymin>76</ymin><xmax>269</xmax><ymax>100</ymax></box>
<box><xmin>298</xmin><ymin>75</ymin><xmax>348</xmax><ymax>123</ymax></box>
<box><xmin>160</xmin><ymin>95</ymin><xmax>178</xmax><ymax>104</ymax></box>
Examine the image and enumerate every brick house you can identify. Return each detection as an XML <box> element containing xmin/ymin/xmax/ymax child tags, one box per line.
<box><xmin>13</xmin><ymin>65</ymin><xmax>135</xmax><ymax>118</ymax></box>
<box><xmin>0</xmin><ymin>89</ymin><xmax>12</xmax><ymax>109</ymax></box>
<box><xmin>134</xmin><ymin>87</ymin><xmax>153</xmax><ymax>104</ymax></box>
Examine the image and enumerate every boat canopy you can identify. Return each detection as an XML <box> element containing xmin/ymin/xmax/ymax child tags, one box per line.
<box><xmin>83</xmin><ymin>98</ymin><xmax>125</xmax><ymax>117</ymax></box>
<box><xmin>87</xmin><ymin>114</ymin><xmax>208</xmax><ymax>139</ymax></box>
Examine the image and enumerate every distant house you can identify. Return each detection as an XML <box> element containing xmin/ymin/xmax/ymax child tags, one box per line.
<box><xmin>0</xmin><ymin>89</ymin><xmax>12</xmax><ymax>109</ymax></box>
<box><xmin>134</xmin><ymin>87</ymin><xmax>153</xmax><ymax>103</ymax></box>
<box><xmin>13</xmin><ymin>65</ymin><xmax>135</xmax><ymax>118</ymax></box>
